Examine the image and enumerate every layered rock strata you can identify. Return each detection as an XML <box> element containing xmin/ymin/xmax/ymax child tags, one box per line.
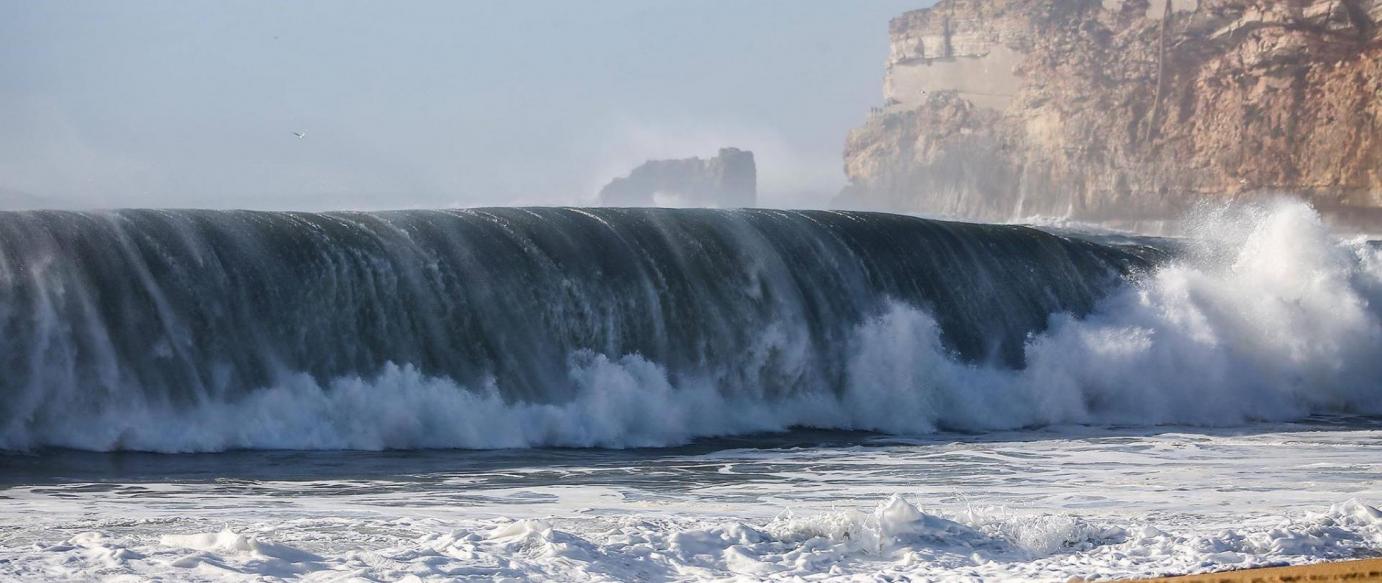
<box><xmin>842</xmin><ymin>0</ymin><xmax>1382</xmax><ymax>228</ymax></box>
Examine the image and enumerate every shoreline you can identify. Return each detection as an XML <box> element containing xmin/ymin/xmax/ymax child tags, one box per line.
<box><xmin>1118</xmin><ymin>558</ymin><xmax>1382</xmax><ymax>582</ymax></box>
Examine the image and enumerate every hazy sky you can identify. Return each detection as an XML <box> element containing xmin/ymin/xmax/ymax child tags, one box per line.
<box><xmin>1</xmin><ymin>1</ymin><xmax>926</xmax><ymax>210</ymax></box>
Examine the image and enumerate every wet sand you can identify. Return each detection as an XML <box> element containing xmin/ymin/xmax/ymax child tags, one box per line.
<box><xmin>1121</xmin><ymin>558</ymin><xmax>1382</xmax><ymax>582</ymax></box>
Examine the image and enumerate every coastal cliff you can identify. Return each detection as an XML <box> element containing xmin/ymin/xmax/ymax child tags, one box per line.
<box><xmin>841</xmin><ymin>0</ymin><xmax>1382</xmax><ymax>228</ymax></box>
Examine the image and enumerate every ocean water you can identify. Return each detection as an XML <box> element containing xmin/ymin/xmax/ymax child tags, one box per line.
<box><xmin>3</xmin><ymin>421</ymin><xmax>1381</xmax><ymax>581</ymax></box>
<box><xmin>2</xmin><ymin>200</ymin><xmax>1381</xmax><ymax>580</ymax></box>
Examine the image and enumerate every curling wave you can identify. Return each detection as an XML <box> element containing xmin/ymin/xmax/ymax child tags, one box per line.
<box><xmin>0</xmin><ymin>202</ymin><xmax>1378</xmax><ymax>452</ymax></box>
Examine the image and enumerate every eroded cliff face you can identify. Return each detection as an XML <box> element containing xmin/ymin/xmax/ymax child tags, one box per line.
<box><xmin>842</xmin><ymin>0</ymin><xmax>1382</xmax><ymax>228</ymax></box>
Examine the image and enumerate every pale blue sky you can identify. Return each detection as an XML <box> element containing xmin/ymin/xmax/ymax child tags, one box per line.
<box><xmin>1</xmin><ymin>1</ymin><xmax>926</xmax><ymax>209</ymax></box>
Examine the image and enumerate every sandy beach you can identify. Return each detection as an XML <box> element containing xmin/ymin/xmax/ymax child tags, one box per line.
<box><xmin>1123</xmin><ymin>558</ymin><xmax>1382</xmax><ymax>582</ymax></box>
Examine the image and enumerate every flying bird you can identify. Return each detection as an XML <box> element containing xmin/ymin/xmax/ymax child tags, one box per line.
<box><xmin>293</xmin><ymin>131</ymin><xmax>307</xmax><ymax>139</ymax></box>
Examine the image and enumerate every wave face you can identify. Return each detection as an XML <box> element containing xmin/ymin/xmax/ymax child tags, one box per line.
<box><xmin>2</xmin><ymin>202</ymin><xmax>1378</xmax><ymax>452</ymax></box>
<box><xmin>0</xmin><ymin>208</ymin><xmax>1146</xmax><ymax>451</ymax></box>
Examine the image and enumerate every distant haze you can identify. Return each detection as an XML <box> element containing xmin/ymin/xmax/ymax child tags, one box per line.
<box><xmin>0</xmin><ymin>1</ymin><xmax>928</xmax><ymax>210</ymax></box>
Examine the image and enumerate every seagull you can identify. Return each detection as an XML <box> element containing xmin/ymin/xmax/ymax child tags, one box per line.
<box><xmin>292</xmin><ymin>131</ymin><xmax>307</xmax><ymax>139</ymax></box>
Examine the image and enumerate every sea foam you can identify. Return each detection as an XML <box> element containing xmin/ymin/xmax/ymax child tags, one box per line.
<box><xmin>14</xmin><ymin>497</ymin><xmax>1380</xmax><ymax>581</ymax></box>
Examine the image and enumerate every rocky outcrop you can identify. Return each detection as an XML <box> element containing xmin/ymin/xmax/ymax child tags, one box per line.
<box><xmin>0</xmin><ymin>188</ymin><xmax>67</xmax><ymax>210</ymax></box>
<box><xmin>600</xmin><ymin>148</ymin><xmax>757</xmax><ymax>208</ymax></box>
<box><xmin>842</xmin><ymin>0</ymin><xmax>1382</xmax><ymax>228</ymax></box>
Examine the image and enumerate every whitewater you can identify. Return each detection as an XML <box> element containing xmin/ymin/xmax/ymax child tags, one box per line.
<box><xmin>3</xmin><ymin>423</ymin><xmax>1380</xmax><ymax>581</ymax></box>
<box><xmin>2</xmin><ymin>199</ymin><xmax>1381</xmax><ymax>580</ymax></box>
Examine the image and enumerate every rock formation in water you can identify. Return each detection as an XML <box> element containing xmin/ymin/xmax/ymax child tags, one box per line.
<box><xmin>600</xmin><ymin>148</ymin><xmax>757</xmax><ymax>208</ymax></box>
<box><xmin>841</xmin><ymin>0</ymin><xmax>1382</xmax><ymax>228</ymax></box>
<box><xmin>0</xmin><ymin>188</ymin><xmax>68</xmax><ymax>210</ymax></box>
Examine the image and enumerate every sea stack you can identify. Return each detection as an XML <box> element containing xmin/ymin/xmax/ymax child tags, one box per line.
<box><xmin>599</xmin><ymin>147</ymin><xmax>757</xmax><ymax>208</ymax></box>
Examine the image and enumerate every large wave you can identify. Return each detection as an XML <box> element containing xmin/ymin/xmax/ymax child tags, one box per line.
<box><xmin>1</xmin><ymin>201</ymin><xmax>1378</xmax><ymax>452</ymax></box>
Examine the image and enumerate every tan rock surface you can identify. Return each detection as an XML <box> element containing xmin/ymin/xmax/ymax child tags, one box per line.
<box><xmin>842</xmin><ymin>0</ymin><xmax>1382</xmax><ymax>229</ymax></box>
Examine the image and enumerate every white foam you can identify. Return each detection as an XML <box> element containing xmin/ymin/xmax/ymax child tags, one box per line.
<box><xmin>4</xmin><ymin>420</ymin><xmax>1381</xmax><ymax>581</ymax></box>
<box><xmin>6</xmin><ymin>496</ymin><xmax>1379</xmax><ymax>581</ymax></box>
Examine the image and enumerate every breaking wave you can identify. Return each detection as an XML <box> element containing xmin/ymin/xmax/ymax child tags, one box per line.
<box><xmin>1</xmin><ymin>201</ymin><xmax>1379</xmax><ymax>452</ymax></box>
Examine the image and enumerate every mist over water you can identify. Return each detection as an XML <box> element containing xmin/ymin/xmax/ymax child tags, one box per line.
<box><xmin>0</xmin><ymin>200</ymin><xmax>1378</xmax><ymax>452</ymax></box>
<box><xmin>0</xmin><ymin>2</ymin><xmax>921</xmax><ymax>210</ymax></box>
